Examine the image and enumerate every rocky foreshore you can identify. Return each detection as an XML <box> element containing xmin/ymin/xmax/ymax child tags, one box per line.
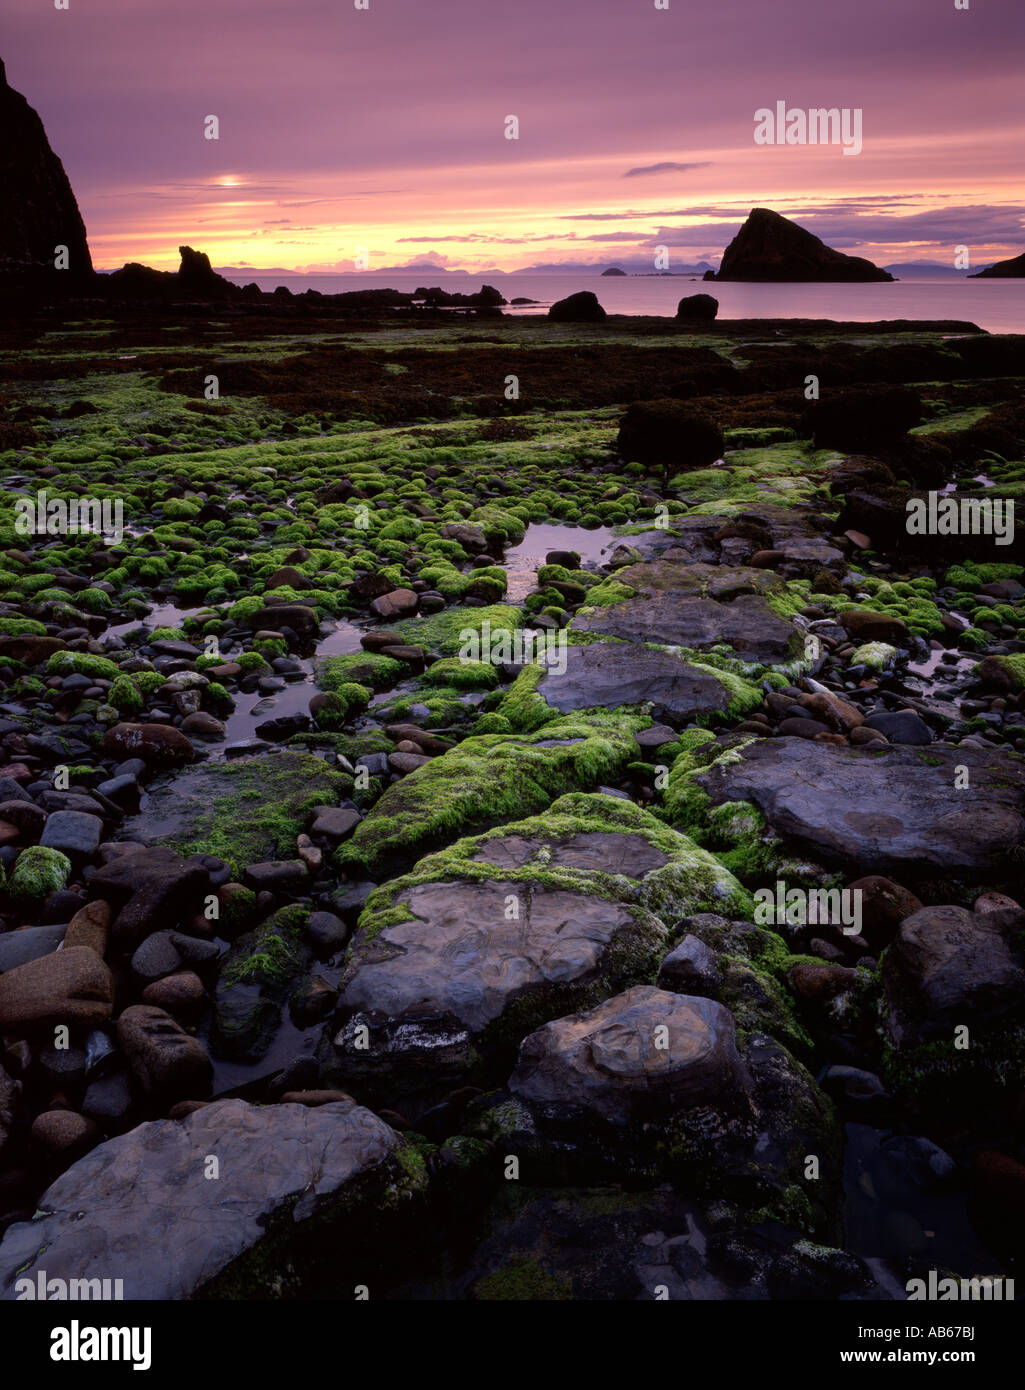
<box><xmin>1</xmin><ymin>301</ymin><xmax>1024</xmax><ymax>1300</ymax></box>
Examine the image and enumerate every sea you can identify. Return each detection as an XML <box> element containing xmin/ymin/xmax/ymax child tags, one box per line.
<box><xmin>225</xmin><ymin>272</ymin><xmax>1024</xmax><ymax>335</ymax></box>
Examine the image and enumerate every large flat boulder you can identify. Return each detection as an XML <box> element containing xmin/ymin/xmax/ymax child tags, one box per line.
<box><xmin>574</xmin><ymin>563</ymin><xmax>802</xmax><ymax>664</ymax></box>
<box><xmin>694</xmin><ymin>738</ymin><xmax>1025</xmax><ymax>872</ymax></box>
<box><xmin>0</xmin><ymin>1099</ymin><xmax>403</xmax><ymax>1300</ymax></box>
<box><xmin>338</xmin><ymin>880</ymin><xmax>658</xmax><ymax>1038</ymax></box>
<box><xmin>527</xmin><ymin>642</ymin><xmax>744</xmax><ymax>723</ymax></box>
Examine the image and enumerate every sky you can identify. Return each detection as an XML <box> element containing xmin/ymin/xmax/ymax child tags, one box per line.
<box><xmin>5</xmin><ymin>0</ymin><xmax>1025</xmax><ymax>275</ymax></box>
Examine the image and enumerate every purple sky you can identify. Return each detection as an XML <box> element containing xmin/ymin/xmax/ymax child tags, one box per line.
<box><xmin>6</xmin><ymin>0</ymin><xmax>1025</xmax><ymax>272</ymax></box>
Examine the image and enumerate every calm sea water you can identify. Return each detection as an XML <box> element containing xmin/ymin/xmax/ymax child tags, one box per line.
<box><xmin>228</xmin><ymin>272</ymin><xmax>1024</xmax><ymax>334</ymax></box>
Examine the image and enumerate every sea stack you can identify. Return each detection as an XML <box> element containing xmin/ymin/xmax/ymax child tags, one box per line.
<box><xmin>710</xmin><ymin>207</ymin><xmax>894</xmax><ymax>282</ymax></box>
<box><xmin>0</xmin><ymin>56</ymin><xmax>93</xmax><ymax>290</ymax></box>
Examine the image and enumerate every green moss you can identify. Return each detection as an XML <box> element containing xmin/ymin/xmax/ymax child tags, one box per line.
<box><xmin>317</xmin><ymin>652</ymin><xmax>404</xmax><ymax>692</ymax></box>
<box><xmin>221</xmin><ymin>904</ymin><xmax>311</xmax><ymax>988</ymax></box>
<box><xmin>10</xmin><ymin>846</ymin><xmax>72</xmax><ymax>900</ymax></box>
<box><xmin>354</xmin><ymin>790</ymin><xmax>750</xmax><ymax>944</ymax></box>
<box><xmin>0</xmin><ymin>617</ymin><xmax>47</xmax><ymax>636</ymax></box>
<box><xmin>392</xmin><ymin>604</ymin><xmax>522</xmax><ymax>656</ymax></box>
<box><xmin>143</xmin><ymin>751</ymin><xmax>350</xmax><ymax>877</ymax></box>
<box><xmin>474</xmin><ymin>1259</ymin><xmax>572</xmax><ymax>1301</ymax></box>
<box><xmin>108</xmin><ymin>674</ymin><xmax>144</xmax><ymax>714</ymax></box>
<box><xmin>422</xmin><ymin>657</ymin><xmax>499</xmax><ymax>691</ymax></box>
<box><xmin>850</xmin><ymin>641</ymin><xmax>897</xmax><ymax>670</ymax></box>
<box><xmin>45</xmin><ymin>651</ymin><xmax>119</xmax><ymax>680</ymax></box>
<box><xmin>336</xmin><ymin>719</ymin><xmax>644</xmax><ymax>875</ymax></box>
<box><xmin>977</xmin><ymin>653</ymin><xmax>1025</xmax><ymax>691</ymax></box>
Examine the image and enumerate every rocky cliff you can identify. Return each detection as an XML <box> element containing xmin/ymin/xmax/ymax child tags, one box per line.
<box><xmin>0</xmin><ymin>57</ymin><xmax>92</xmax><ymax>287</ymax></box>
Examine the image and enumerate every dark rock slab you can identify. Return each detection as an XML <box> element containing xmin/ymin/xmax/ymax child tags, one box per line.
<box><xmin>0</xmin><ymin>1099</ymin><xmax>401</xmax><ymax>1300</ymax></box>
<box><xmin>574</xmin><ymin>562</ymin><xmax>801</xmax><ymax>664</ymax></box>
<box><xmin>534</xmin><ymin>642</ymin><xmax>736</xmax><ymax>722</ymax></box>
<box><xmin>695</xmin><ymin>737</ymin><xmax>1025</xmax><ymax>872</ymax></box>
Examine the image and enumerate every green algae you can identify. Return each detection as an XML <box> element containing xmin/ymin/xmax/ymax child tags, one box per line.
<box><xmin>335</xmin><ymin>718</ymin><xmax>642</xmax><ymax>875</ymax></box>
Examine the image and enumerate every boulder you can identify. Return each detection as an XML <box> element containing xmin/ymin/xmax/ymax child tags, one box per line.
<box><xmin>0</xmin><ymin>1099</ymin><xmax>404</xmax><ymax>1300</ymax></box>
<box><xmin>244</xmin><ymin>603</ymin><xmax>318</xmax><ymax>636</ymax></box>
<box><xmin>694</xmin><ymin>738</ymin><xmax>1025</xmax><ymax>872</ymax></box>
<box><xmin>573</xmin><ymin>562</ymin><xmax>802</xmax><ymax>665</ymax></box>
<box><xmin>509</xmin><ymin>986</ymin><xmax>747</xmax><ymax>1123</ymax></box>
<box><xmin>0</xmin><ymin>948</ymin><xmax>114</xmax><ymax>1034</ymax></box>
<box><xmin>101</xmin><ymin>723</ymin><xmax>195</xmax><ymax>768</ymax></box>
<box><xmin>369</xmin><ymin>589</ymin><xmax>419</xmax><ymax>620</ymax></box>
<box><xmin>676</xmin><ymin>293</ymin><xmax>719</xmax><ymax>321</ymax></box>
<box><xmin>548</xmin><ymin>290</ymin><xmax>606</xmax><ymax>322</ymax></box>
<box><xmin>116</xmin><ymin>1004</ymin><xmax>212</xmax><ymax>1100</ymax></box>
<box><xmin>617</xmin><ymin>399</ymin><xmax>724</xmax><ymax>471</ymax></box>
<box><xmin>89</xmin><ymin>847</ymin><xmax>210</xmax><ymax>949</ymax></box>
<box><xmin>526</xmin><ymin>641</ymin><xmax>747</xmax><ymax>724</ymax></box>
<box><xmin>883</xmin><ymin>905</ymin><xmax>1025</xmax><ymax>1045</ymax></box>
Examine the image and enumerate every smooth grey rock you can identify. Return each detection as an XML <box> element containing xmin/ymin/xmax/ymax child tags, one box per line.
<box><xmin>472</xmin><ymin>830</ymin><xmax>670</xmax><ymax>878</ymax></box>
<box><xmin>39</xmin><ymin>810</ymin><xmax>103</xmax><ymax>857</ymax></box>
<box><xmin>339</xmin><ymin>880</ymin><xmax>661</xmax><ymax>1036</ymax></box>
<box><xmin>863</xmin><ymin>710</ymin><xmax>932</xmax><ymax>745</ymax></box>
<box><xmin>531</xmin><ymin>642</ymin><xmax>736</xmax><ymax>723</ymax></box>
<box><xmin>0</xmin><ymin>922</ymin><xmax>67</xmax><ymax>973</ymax></box>
<box><xmin>81</xmin><ymin>1070</ymin><xmax>134</xmax><ymax>1123</ymax></box>
<box><xmin>510</xmin><ymin>985</ymin><xmax>746</xmax><ymax>1123</ymax></box>
<box><xmin>0</xmin><ymin>1099</ymin><xmax>401</xmax><ymax>1300</ymax></box>
<box><xmin>573</xmin><ymin>562</ymin><xmax>802</xmax><ymax>664</ymax></box>
<box><xmin>130</xmin><ymin>930</ymin><xmax>184</xmax><ymax>981</ymax></box>
<box><xmin>658</xmin><ymin>934</ymin><xmax>720</xmax><ymax>993</ymax></box>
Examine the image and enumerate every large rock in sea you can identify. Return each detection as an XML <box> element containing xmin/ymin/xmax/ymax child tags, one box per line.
<box><xmin>548</xmin><ymin>291</ymin><xmax>606</xmax><ymax>322</ymax></box>
<box><xmin>0</xmin><ymin>57</ymin><xmax>92</xmax><ymax>289</ymax></box>
<box><xmin>676</xmin><ymin>293</ymin><xmax>719</xmax><ymax>321</ymax></box>
<box><xmin>103</xmin><ymin>245</ymin><xmax>240</xmax><ymax>301</ymax></box>
<box><xmin>710</xmin><ymin>208</ymin><xmax>893</xmax><ymax>283</ymax></box>
<box><xmin>970</xmin><ymin>251</ymin><xmax>1025</xmax><ymax>278</ymax></box>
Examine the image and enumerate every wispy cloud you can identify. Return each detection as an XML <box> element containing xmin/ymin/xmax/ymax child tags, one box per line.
<box><xmin>622</xmin><ymin>162</ymin><xmax>711</xmax><ymax>178</ymax></box>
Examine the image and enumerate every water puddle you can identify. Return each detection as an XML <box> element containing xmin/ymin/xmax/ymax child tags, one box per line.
<box><xmin>843</xmin><ymin>1123</ymin><xmax>1006</xmax><ymax>1277</ymax></box>
<box><xmin>502</xmin><ymin>522</ymin><xmax>619</xmax><ymax>602</ymax></box>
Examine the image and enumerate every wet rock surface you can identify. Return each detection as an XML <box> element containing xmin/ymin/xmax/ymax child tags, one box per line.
<box><xmin>0</xmin><ymin>1099</ymin><xmax>404</xmax><ymax>1300</ymax></box>
<box><xmin>1</xmin><ymin>286</ymin><xmax>1023</xmax><ymax>1298</ymax></box>
<box><xmin>694</xmin><ymin>738</ymin><xmax>1025</xmax><ymax>871</ymax></box>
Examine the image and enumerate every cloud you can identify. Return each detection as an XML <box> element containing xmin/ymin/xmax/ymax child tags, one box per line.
<box><xmin>622</xmin><ymin>162</ymin><xmax>711</xmax><ymax>178</ymax></box>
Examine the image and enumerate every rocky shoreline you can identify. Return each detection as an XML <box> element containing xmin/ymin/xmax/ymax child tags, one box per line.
<box><xmin>1</xmin><ymin>304</ymin><xmax>1024</xmax><ymax>1300</ymax></box>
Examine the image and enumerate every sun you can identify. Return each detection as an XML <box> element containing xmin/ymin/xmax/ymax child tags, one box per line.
<box><xmin>217</xmin><ymin>175</ymin><xmax>240</xmax><ymax>188</ymax></box>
